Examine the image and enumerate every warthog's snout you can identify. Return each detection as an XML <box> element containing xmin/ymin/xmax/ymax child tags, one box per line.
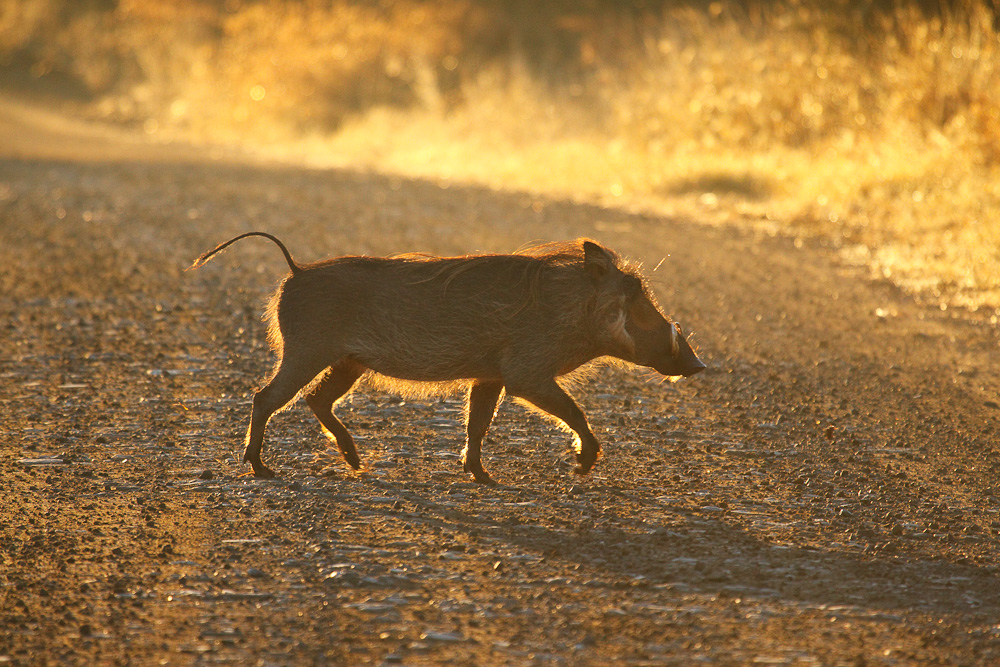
<box><xmin>684</xmin><ymin>360</ymin><xmax>707</xmax><ymax>376</ymax></box>
<box><xmin>676</xmin><ymin>327</ymin><xmax>707</xmax><ymax>377</ymax></box>
<box><xmin>191</xmin><ymin>232</ymin><xmax>707</xmax><ymax>484</ymax></box>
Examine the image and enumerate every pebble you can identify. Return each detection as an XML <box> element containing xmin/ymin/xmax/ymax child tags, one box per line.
<box><xmin>324</xmin><ymin>570</ymin><xmax>362</xmax><ymax>586</ymax></box>
<box><xmin>420</xmin><ymin>631</ymin><xmax>466</xmax><ymax>643</ymax></box>
<box><xmin>347</xmin><ymin>602</ymin><xmax>401</xmax><ymax>613</ymax></box>
<box><xmin>216</xmin><ymin>591</ymin><xmax>273</xmax><ymax>601</ymax></box>
<box><xmin>18</xmin><ymin>458</ymin><xmax>66</xmax><ymax>466</ymax></box>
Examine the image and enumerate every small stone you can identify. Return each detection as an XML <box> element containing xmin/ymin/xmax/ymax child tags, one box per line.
<box><xmin>18</xmin><ymin>458</ymin><xmax>65</xmax><ymax>466</ymax></box>
<box><xmin>199</xmin><ymin>470</ymin><xmax>213</xmax><ymax>480</ymax></box>
<box><xmin>420</xmin><ymin>631</ymin><xmax>465</xmax><ymax>642</ymax></box>
<box><xmin>324</xmin><ymin>570</ymin><xmax>361</xmax><ymax>586</ymax></box>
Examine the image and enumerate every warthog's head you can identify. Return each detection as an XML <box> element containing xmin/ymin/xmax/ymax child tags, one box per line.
<box><xmin>584</xmin><ymin>241</ymin><xmax>706</xmax><ymax>378</ymax></box>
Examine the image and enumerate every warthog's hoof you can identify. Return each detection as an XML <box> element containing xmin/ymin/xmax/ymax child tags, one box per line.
<box><xmin>249</xmin><ymin>462</ymin><xmax>276</xmax><ymax>479</ymax></box>
<box><xmin>243</xmin><ymin>447</ymin><xmax>276</xmax><ymax>479</ymax></box>
<box><xmin>471</xmin><ymin>470</ymin><xmax>497</xmax><ymax>485</ymax></box>
<box><xmin>574</xmin><ymin>447</ymin><xmax>601</xmax><ymax>475</ymax></box>
<box><xmin>463</xmin><ymin>458</ymin><xmax>496</xmax><ymax>485</ymax></box>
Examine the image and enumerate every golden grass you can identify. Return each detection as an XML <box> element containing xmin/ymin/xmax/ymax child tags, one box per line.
<box><xmin>2</xmin><ymin>0</ymin><xmax>998</xmax><ymax>313</ymax></box>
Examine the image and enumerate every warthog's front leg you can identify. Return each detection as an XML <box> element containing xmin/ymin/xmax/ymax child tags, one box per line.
<box><xmin>506</xmin><ymin>379</ymin><xmax>601</xmax><ymax>475</ymax></box>
<box><xmin>462</xmin><ymin>381</ymin><xmax>504</xmax><ymax>484</ymax></box>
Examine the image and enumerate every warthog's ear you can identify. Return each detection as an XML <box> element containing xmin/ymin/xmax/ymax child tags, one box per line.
<box><xmin>583</xmin><ymin>241</ymin><xmax>617</xmax><ymax>279</ymax></box>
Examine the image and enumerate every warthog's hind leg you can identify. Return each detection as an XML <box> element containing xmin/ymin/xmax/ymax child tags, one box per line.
<box><xmin>245</xmin><ymin>360</ymin><xmax>324</xmax><ymax>478</ymax></box>
<box><xmin>305</xmin><ymin>361</ymin><xmax>366</xmax><ymax>470</ymax></box>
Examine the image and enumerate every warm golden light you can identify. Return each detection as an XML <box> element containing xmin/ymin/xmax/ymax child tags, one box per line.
<box><xmin>2</xmin><ymin>0</ymin><xmax>998</xmax><ymax>310</ymax></box>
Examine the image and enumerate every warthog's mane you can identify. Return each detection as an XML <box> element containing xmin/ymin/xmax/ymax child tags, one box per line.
<box><xmin>397</xmin><ymin>238</ymin><xmax>650</xmax><ymax>304</ymax></box>
<box><xmin>378</xmin><ymin>239</ymin><xmax>633</xmax><ymax>322</ymax></box>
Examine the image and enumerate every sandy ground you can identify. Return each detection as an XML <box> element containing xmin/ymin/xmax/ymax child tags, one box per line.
<box><xmin>1</xmin><ymin>99</ymin><xmax>999</xmax><ymax>666</ymax></box>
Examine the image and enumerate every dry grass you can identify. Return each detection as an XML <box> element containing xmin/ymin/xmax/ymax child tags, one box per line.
<box><xmin>2</xmin><ymin>0</ymin><xmax>998</xmax><ymax>313</ymax></box>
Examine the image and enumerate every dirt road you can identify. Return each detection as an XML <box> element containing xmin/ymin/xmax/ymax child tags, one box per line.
<box><xmin>2</xmin><ymin>101</ymin><xmax>999</xmax><ymax>665</ymax></box>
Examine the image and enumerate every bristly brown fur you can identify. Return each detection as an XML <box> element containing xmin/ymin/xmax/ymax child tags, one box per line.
<box><xmin>195</xmin><ymin>234</ymin><xmax>705</xmax><ymax>481</ymax></box>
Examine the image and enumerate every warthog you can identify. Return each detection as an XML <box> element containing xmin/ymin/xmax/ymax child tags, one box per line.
<box><xmin>191</xmin><ymin>232</ymin><xmax>705</xmax><ymax>483</ymax></box>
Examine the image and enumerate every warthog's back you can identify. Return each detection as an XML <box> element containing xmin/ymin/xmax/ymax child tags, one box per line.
<box><xmin>272</xmin><ymin>252</ymin><xmax>594</xmax><ymax>383</ymax></box>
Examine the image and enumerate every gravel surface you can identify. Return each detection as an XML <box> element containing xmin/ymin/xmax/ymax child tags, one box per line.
<box><xmin>2</xmin><ymin>101</ymin><xmax>999</xmax><ymax>665</ymax></box>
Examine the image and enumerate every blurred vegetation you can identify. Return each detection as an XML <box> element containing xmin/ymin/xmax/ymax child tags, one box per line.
<box><xmin>2</xmin><ymin>0</ymin><xmax>999</xmax><ymax>311</ymax></box>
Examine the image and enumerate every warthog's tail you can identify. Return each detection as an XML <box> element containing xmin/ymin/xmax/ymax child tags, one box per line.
<box><xmin>188</xmin><ymin>232</ymin><xmax>301</xmax><ymax>273</ymax></box>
